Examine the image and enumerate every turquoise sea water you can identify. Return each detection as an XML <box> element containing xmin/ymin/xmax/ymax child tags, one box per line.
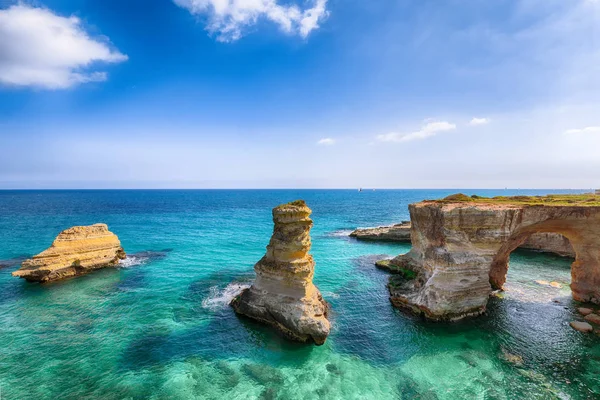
<box><xmin>0</xmin><ymin>189</ymin><xmax>599</xmax><ymax>399</ymax></box>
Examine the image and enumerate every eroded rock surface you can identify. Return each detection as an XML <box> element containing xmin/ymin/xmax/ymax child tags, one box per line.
<box><xmin>385</xmin><ymin>200</ymin><xmax>600</xmax><ymax>320</ymax></box>
<box><xmin>351</xmin><ymin>224</ymin><xmax>574</xmax><ymax>257</ymax></box>
<box><xmin>350</xmin><ymin>222</ymin><xmax>411</xmax><ymax>242</ymax></box>
<box><xmin>520</xmin><ymin>233</ymin><xmax>575</xmax><ymax>257</ymax></box>
<box><xmin>13</xmin><ymin>224</ymin><xmax>126</xmax><ymax>282</ymax></box>
<box><xmin>231</xmin><ymin>200</ymin><xmax>330</xmax><ymax>345</ymax></box>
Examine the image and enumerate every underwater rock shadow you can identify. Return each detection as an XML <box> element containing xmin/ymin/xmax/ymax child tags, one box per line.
<box><xmin>119</xmin><ymin>268</ymin><xmax>316</xmax><ymax>371</ymax></box>
<box><xmin>113</xmin><ymin>249</ymin><xmax>173</xmax><ymax>292</ymax></box>
<box><xmin>0</xmin><ymin>255</ymin><xmax>28</xmax><ymax>270</ymax></box>
<box><xmin>327</xmin><ymin>254</ymin><xmax>419</xmax><ymax>366</ymax></box>
<box><xmin>0</xmin><ymin>255</ymin><xmax>46</xmax><ymax>304</ymax></box>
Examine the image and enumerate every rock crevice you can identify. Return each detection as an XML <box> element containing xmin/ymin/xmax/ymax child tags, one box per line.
<box><xmin>231</xmin><ymin>200</ymin><xmax>330</xmax><ymax>345</ymax></box>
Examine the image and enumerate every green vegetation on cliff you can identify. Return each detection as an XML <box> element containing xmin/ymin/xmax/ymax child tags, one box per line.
<box><xmin>434</xmin><ymin>193</ymin><xmax>600</xmax><ymax>206</ymax></box>
<box><xmin>376</xmin><ymin>259</ymin><xmax>417</xmax><ymax>280</ymax></box>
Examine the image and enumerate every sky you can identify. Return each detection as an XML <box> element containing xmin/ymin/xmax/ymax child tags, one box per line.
<box><xmin>0</xmin><ymin>0</ymin><xmax>599</xmax><ymax>189</ymax></box>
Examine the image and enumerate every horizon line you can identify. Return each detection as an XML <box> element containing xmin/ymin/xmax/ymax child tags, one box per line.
<box><xmin>0</xmin><ymin>188</ymin><xmax>596</xmax><ymax>191</ymax></box>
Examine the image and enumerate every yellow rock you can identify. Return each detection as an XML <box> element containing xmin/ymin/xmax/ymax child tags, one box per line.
<box><xmin>231</xmin><ymin>200</ymin><xmax>330</xmax><ymax>345</ymax></box>
<box><xmin>12</xmin><ymin>223</ymin><xmax>125</xmax><ymax>282</ymax></box>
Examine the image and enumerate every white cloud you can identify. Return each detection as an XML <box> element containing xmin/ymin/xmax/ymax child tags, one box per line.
<box><xmin>0</xmin><ymin>5</ymin><xmax>127</xmax><ymax>89</ymax></box>
<box><xmin>317</xmin><ymin>138</ymin><xmax>335</xmax><ymax>145</ymax></box>
<box><xmin>564</xmin><ymin>126</ymin><xmax>600</xmax><ymax>134</ymax></box>
<box><xmin>469</xmin><ymin>117</ymin><xmax>490</xmax><ymax>126</ymax></box>
<box><xmin>173</xmin><ymin>0</ymin><xmax>329</xmax><ymax>42</ymax></box>
<box><xmin>377</xmin><ymin>121</ymin><xmax>457</xmax><ymax>143</ymax></box>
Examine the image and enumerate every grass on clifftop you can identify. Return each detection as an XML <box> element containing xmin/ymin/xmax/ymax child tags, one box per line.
<box><xmin>432</xmin><ymin>193</ymin><xmax>600</xmax><ymax>206</ymax></box>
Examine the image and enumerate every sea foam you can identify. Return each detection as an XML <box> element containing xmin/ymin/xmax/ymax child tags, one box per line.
<box><xmin>202</xmin><ymin>283</ymin><xmax>250</xmax><ymax>310</ymax></box>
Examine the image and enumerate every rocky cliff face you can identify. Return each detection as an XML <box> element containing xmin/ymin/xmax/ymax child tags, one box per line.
<box><xmin>386</xmin><ymin>202</ymin><xmax>600</xmax><ymax>321</ymax></box>
<box><xmin>520</xmin><ymin>233</ymin><xmax>575</xmax><ymax>257</ymax></box>
<box><xmin>231</xmin><ymin>200</ymin><xmax>330</xmax><ymax>345</ymax></box>
<box><xmin>351</xmin><ymin>223</ymin><xmax>574</xmax><ymax>257</ymax></box>
<box><xmin>13</xmin><ymin>223</ymin><xmax>126</xmax><ymax>282</ymax></box>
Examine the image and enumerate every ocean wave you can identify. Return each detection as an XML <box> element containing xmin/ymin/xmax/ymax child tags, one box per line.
<box><xmin>118</xmin><ymin>256</ymin><xmax>147</xmax><ymax>268</ymax></box>
<box><xmin>326</xmin><ymin>229</ymin><xmax>354</xmax><ymax>238</ymax></box>
<box><xmin>118</xmin><ymin>249</ymin><xmax>172</xmax><ymax>268</ymax></box>
<box><xmin>202</xmin><ymin>283</ymin><xmax>250</xmax><ymax>310</ymax></box>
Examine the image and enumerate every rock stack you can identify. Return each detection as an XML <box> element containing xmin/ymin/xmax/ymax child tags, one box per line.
<box><xmin>13</xmin><ymin>223</ymin><xmax>126</xmax><ymax>282</ymax></box>
<box><xmin>231</xmin><ymin>200</ymin><xmax>330</xmax><ymax>345</ymax></box>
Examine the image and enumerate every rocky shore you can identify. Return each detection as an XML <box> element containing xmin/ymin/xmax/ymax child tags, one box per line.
<box><xmin>349</xmin><ymin>222</ymin><xmax>411</xmax><ymax>242</ymax></box>
<box><xmin>12</xmin><ymin>223</ymin><xmax>126</xmax><ymax>282</ymax></box>
<box><xmin>350</xmin><ymin>223</ymin><xmax>575</xmax><ymax>257</ymax></box>
<box><xmin>231</xmin><ymin>200</ymin><xmax>330</xmax><ymax>345</ymax></box>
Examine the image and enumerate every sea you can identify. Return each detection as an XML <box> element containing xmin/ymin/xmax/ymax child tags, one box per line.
<box><xmin>0</xmin><ymin>189</ymin><xmax>598</xmax><ymax>399</ymax></box>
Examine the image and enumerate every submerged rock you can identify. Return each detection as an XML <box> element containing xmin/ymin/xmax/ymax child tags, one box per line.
<box><xmin>231</xmin><ymin>200</ymin><xmax>330</xmax><ymax>345</ymax></box>
<box><xmin>584</xmin><ymin>313</ymin><xmax>600</xmax><ymax>325</ymax></box>
<box><xmin>570</xmin><ymin>321</ymin><xmax>593</xmax><ymax>333</ymax></box>
<box><xmin>12</xmin><ymin>223</ymin><xmax>126</xmax><ymax>282</ymax></box>
<box><xmin>578</xmin><ymin>307</ymin><xmax>594</xmax><ymax>316</ymax></box>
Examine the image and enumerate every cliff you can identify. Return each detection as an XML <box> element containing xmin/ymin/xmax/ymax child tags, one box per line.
<box><xmin>12</xmin><ymin>223</ymin><xmax>126</xmax><ymax>282</ymax></box>
<box><xmin>384</xmin><ymin>195</ymin><xmax>600</xmax><ymax>321</ymax></box>
<box><xmin>231</xmin><ymin>200</ymin><xmax>330</xmax><ymax>345</ymax></box>
<box><xmin>350</xmin><ymin>223</ymin><xmax>575</xmax><ymax>257</ymax></box>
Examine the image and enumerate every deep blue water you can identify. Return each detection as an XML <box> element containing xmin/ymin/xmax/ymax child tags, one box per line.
<box><xmin>0</xmin><ymin>189</ymin><xmax>598</xmax><ymax>399</ymax></box>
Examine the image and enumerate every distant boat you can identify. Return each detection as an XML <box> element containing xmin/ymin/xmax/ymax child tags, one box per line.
<box><xmin>358</xmin><ymin>188</ymin><xmax>362</xmax><ymax>192</ymax></box>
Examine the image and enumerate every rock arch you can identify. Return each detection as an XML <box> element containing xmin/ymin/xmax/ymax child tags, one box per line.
<box><xmin>387</xmin><ymin>200</ymin><xmax>600</xmax><ymax>320</ymax></box>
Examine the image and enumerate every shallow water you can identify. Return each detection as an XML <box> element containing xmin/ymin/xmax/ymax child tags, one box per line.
<box><xmin>0</xmin><ymin>189</ymin><xmax>598</xmax><ymax>399</ymax></box>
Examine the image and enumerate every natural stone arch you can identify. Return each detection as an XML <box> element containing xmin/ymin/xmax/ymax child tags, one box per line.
<box><xmin>489</xmin><ymin>228</ymin><xmax>576</xmax><ymax>291</ymax></box>
<box><xmin>387</xmin><ymin>200</ymin><xmax>600</xmax><ymax>320</ymax></box>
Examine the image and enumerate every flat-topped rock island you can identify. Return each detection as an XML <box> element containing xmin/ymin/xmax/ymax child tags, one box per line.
<box><xmin>12</xmin><ymin>223</ymin><xmax>126</xmax><ymax>282</ymax></box>
<box><xmin>382</xmin><ymin>194</ymin><xmax>600</xmax><ymax>321</ymax></box>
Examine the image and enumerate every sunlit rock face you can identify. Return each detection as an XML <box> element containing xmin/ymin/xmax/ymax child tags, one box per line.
<box><xmin>231</xmin><ymin>200</ymin><xmax>330</xmax><ymax>345</ymax></box>
<box><xmin>388</xmin><ymin>202</ymin><xmax>600</xmax><ymax>321</ymax></box>
<box><xmin>13</xmin><ymin>223</ymin><xmax>126</xmax><ymax>282</ymax></box>
<box><xmin>352</xmin><ymin>223</ymin><xmax>574</xmax><ymax>257</ymax></box>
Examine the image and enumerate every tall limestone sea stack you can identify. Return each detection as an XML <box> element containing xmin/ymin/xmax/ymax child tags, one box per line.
<box><xmin>231</xmin><ymin>200</ymin><xmax>331</xmax><ymax>345</ymax></box>
<box><xmin>12</xmin><ymin>223</ymin><xmax>126</xmax><ymax>282</ymax></box>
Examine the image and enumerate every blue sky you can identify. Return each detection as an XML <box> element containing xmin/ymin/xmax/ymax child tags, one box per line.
<box><xmin>0</xmin><ymin>0</ymin><xmax>599</xmax><ymax>189</ymax></box>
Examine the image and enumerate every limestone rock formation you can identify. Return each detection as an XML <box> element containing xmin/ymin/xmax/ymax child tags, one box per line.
<box><xmin>519</xmin><ymin>233</ymin><xmax>575</xmax><ymax>257</ymax></box>
<box><xmin>350</xmin><ymin>222</ymin><xmax>411</xmax><ymax>242</ymax></box>
<box><xmin>13</xmin><ymin>224</ymin><xmax>126</xmax><ymax>282</ymax></box>
<box><xmin>384</xmin><ymin>197</ymin><xmax>600</xmax><ymax>321</ymax></box>
<box><xmin>231</xmin><ymin>200</ymin><xmax>330</xmax><ymax>345</ymax></box>
<box><xmin>352</xmin><ymin>224</ymin><xmax>575</xmax><ymax>257</ymax></box>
